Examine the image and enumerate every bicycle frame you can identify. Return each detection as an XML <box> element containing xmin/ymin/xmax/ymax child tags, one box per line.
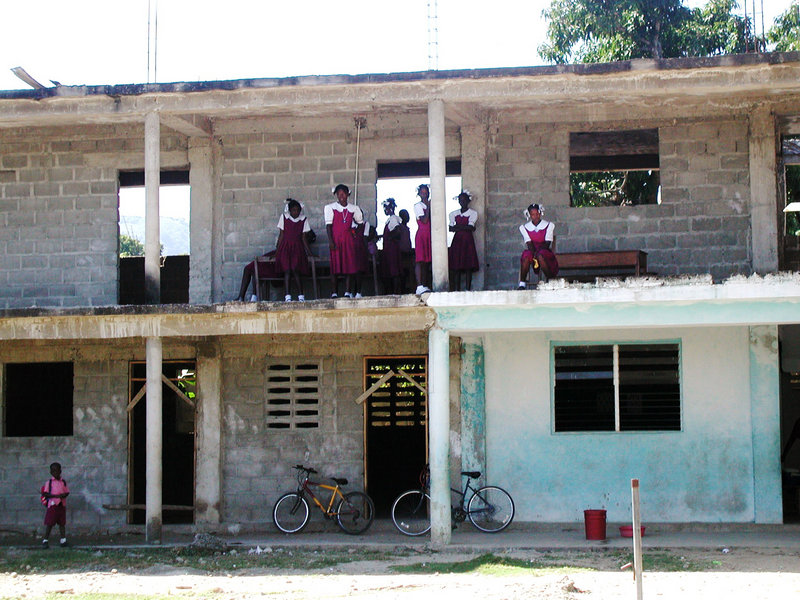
<box><xmin>299</xmin><ymin>475</ymin><xmax>345</xmax><ymax>517</ymax></box>
<box><xmin>450</xmin><ymin>479</ymin><xmax>479</xmax><ymax>513</ymax></box>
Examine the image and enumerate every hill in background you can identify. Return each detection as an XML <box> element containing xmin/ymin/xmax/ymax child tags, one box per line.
<box><xmin>119</xmin><ymin>216</ymin><xmax>189</xmax><ymax>256</ymax></box>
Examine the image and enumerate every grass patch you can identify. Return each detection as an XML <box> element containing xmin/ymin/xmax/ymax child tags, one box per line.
<box><xmin>0</xmin><ymin>546</ymin><xmax>398</xmax><ymax>575</ymax></box>
<box><xmin>391</xmin><ymin>552</ymin><xmax>595</xmax><ymax>575</ymax></box>
<box><xmin>610</xmin><ymin>550</ymin><xmax>718</xmax><ymax>572</ymax></box>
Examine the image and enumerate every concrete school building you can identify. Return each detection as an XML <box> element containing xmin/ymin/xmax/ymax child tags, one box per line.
<box><xmin>1</xmin><ymin>52</ymin><xmax>800</xmax><ymax>545</ymax></box>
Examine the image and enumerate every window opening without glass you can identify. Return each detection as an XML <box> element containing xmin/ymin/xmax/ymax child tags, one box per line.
<box><xmin>554</xmin><ymin>343</ymin><xmax>680</xmax><ymax>432</ymax></box>
<box><xmin>4</xmin><ymin>362</ymin><xmax>73</xmax><ymax>437</ymax></box>
<box><xmin>569</xmin><ymin>129</ymin><xmax>660</xmax><ymax>207</ymax></box>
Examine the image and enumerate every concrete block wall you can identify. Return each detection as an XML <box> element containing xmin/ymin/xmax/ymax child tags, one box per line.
<box><xmin>219</xmin><ymin>332</ymin><xmax>432</xmax><ymax>528</ymax></box>
<box><xmin>0</xmin><ymin>124</ymin><xmax>188</xmax><ymax>309</ymax></box>
<box><xmin>218</xmin><ymin>122</ymin><xmax>378</xmax><ymax>301</ymax></box>
<box><xmin>484</xmin><ymin>118</ymin><xmax>753</xmax><ymax>288</ymax></box>
<box><xmin>0</xmin><ymin>350</ymin><xmax>129</xmax><ymax>534</ymax></box>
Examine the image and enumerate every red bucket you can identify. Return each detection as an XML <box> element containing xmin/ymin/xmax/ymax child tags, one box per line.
<box><xmin>584</xmin><ymin>509</ymin><xmax>607</xmax><ymax>540</ymax></box>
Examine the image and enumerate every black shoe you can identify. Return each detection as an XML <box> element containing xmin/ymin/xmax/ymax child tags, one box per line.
<box><xmin>42</xmin><ymin>540</ymin><xmax>49</xmax><ymax>549</ymax></box>
<box><xmin>59</xmin><ymin>540</ymin><xmax>69</xmax><ymax>548</ymax></box>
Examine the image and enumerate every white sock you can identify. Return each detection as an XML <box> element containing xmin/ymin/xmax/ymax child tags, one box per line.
<box><xmin>60</xmin><ymin>537</ymin><xmax>67</xmax><ymax>543</ymax></box>
<box><xmin>519</xmin><ymin>281</ymin><xmax>526</xmax><ymax>287</ymax></box>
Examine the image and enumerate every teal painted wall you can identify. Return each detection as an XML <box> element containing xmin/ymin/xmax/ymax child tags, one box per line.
<box><xmin>460</xmin><ymin>341</ymin><xmax>486</xmax><ymax>480</ymax></box>
<box><xmin>480</xmin><ymin>326</ymin><xmax>776</xmax><ymax>523</ymax></box>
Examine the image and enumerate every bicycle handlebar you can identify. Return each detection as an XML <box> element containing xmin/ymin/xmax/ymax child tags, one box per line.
<box><xmin>294</xmin><ymin>464</ymin><xmax>318</xmax><ymax>474</ymax></box>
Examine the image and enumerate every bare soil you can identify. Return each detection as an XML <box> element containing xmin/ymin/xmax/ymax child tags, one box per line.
<box><xmin>1</xmin><ymin>546</ymin><xmax>800</xmax><ymax>599</ymax></box>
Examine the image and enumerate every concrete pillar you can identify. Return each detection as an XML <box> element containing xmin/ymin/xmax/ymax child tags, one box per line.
<box><xmin>749</xmin><ymin>108</ymin><xmax>779</xmax><ymax>274</ymax></box>
<box><xmin>749</xmin><ymin>325</ymin><xmax>783</xmax><ymax>523</ymax></box>
<box><xmin>145</xmin><ymin>336</ymin><xmax>163</xmax><ymax>543</ymax></box>
<box><xmin>428</xmin><ymin>324</ymin><xmax>451</xmax><ymax>545</ymax></box>
<box><xmin>188</xmin><ymin>138</ymin><xmax>217</xmax><ymax>305</ymax></box>
<box><xmin>144</xmin><ymin>111</ymin><xmax>161</xmax><ymax>304</ymax></box>
<box><xmin>195</xmin><ymin>344</ymin><xmax>222</xmax><ymax>525</ymax></box>
<box><xmin>428</xmin><ymin>99</ymin><xmax>449</xmax><ymax>292</ymax></box>
<box><xmin>460</xmin><ymin>125</ymin><xmax>488</xmax><ymax>290</ymax></box>
<box><xmin>460</xmin><ymin>337</ymin><xmax>486</xmax><ymax>482</ymax></box>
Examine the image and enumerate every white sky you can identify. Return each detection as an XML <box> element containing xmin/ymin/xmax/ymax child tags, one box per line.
<box><xmin>0</xmin><ymin>1</ymin><xmax>792</xmax><ymax>91</ymax></box>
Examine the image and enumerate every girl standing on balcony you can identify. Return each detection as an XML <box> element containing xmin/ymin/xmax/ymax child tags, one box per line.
<box><xmin>325</xmin><ymin>184</ymin><xmax>364</xmax><ymax>298</ymax></box>
<box><xmin>448</xmin><ymin>191</ymin><xmax>479</xmax><ymax>291</ymax></box>
<box><xmin>275</xmin><ymin>198</ymin><xmax>312</xmax><ymax>302</ymax></box>
<box><xmin>414</xmin><ymin>184</ymin><xmax>432</xmax><ymax>295</ymax></box>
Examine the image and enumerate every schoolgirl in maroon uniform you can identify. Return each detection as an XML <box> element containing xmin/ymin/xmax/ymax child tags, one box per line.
<box><xmin>325</xmin><ymin>184</ymin><xmax>364</xmax><ymax>298</ymax></box>
<box><xmin>275</xmin><ymin>198</ymin><xmax>312</xmax><ymax>301</ymax></box>
<box><xmin>380</xmin><ymin>198</ymin><xmax>403</xmax><ymax>294</ymax></box>
<box><xmin>518</xmin><ymin>203</ymin><xmax>558</xmax><ymax>288</ymax></box>
<box><xmin>448</xmin><ymin>191</ymin><xmax>479</xmax><ymax>291</ymax></box>
<box><xmin>413</xmin><ymin>184</ymin><xmax>432</xmax><ymax>295</ymax></box>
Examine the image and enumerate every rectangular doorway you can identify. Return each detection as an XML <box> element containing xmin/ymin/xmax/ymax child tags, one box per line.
<box><xmin>364</xmin><ymin>356</ymin><xmax>427</xmax><ymax>516</ymax></box>
<box><xmin>128</xmin><ymin>360</ymin><xmax>196</xmax><ymax>524</ymax></box>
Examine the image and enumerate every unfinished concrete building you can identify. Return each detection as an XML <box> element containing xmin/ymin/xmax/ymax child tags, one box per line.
<box><xmin>2</xmin><ymin>51</ymin><xmax>800</xmax><ymax>544</ymax></box>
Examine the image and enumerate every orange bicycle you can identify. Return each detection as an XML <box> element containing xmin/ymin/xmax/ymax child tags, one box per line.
<box><xmin>272</xmin><ymin>465</ymin><xmax>375</xmax><ymax>535</ymax></box>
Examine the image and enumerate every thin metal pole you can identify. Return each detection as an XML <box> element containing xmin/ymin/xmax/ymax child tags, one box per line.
<box><xmin>631</xmin><ymin>479</ymin><xmax>643</xmax><ymax>600</ymax></box>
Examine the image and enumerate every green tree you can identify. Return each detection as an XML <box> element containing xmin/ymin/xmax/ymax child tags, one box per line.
<box><xmin>539</xmin><ymin>0</ymin><xmax>749</xmax><ymax>64</ymax></box>
<box><xmin>119</xmin><ymin>234</ymin><xmax>145</xmax><ymax>257</ymax></box>
<box><xmin>767</xmin><ymin>2</ymin><xmax>800</xmax><ymax>52</ymax></box>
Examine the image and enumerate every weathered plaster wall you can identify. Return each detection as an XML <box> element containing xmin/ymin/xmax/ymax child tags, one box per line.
<box><xmin>0</xmin><ymin>124</ymin><xmax>188</xmax><ymax>309</ymax></box>
<box><xmin>481</xmin><ymin>325</ymin><xmax>773</xmax><ymax>523</ymax></box>
<box><xmin>484</xmin><ymin>117</ymin><xmax>752</xmax><ymax>289</ymax></box>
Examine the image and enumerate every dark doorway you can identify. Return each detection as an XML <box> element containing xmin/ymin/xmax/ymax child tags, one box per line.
<box><xmin>364</xmin><ymin>356</ymin><xmax>427</xmax><ymax>516</ymax></box>
<box><xmin>129</xmin><ymin>360</ymin><xmax>196</xmax><ymax>524</ymax></box>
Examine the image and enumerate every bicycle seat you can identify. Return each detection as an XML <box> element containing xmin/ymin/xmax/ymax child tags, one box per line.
<box><xmin>332</xmin><ymin>477</ymin><xmax>348</xmax><ymax>485</ymax></box>
<box><xmin>461</xmin><ymin>471</ymin><xmax>481</xmax><ymax>479</ymax></box>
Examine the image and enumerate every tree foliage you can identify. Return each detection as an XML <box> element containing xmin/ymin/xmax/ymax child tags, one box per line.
<box><xmin>120</xmin><ymin>234</ymin><xmax>145</xmax><ymax>257</ymax></box>
<box><xmin>768</xmin><ymin>2</ymin><xmax>800</xmax><ymax>52</ymax></box>
<box><xmin>539</xmin><ymin>0</ymin><xmax>751</xmax><ymax>64</ymax></box>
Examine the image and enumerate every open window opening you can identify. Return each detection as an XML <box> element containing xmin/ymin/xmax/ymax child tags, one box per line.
<box><xmin>375</xmin><ymin>160</ymin><xmax>462</xmax><ymax>248</ymax></box>
<box><xmin>554</xmin><ymin>343</ymin><xmax>681</xmax><ymax>432</ymax></box>
<box><xmin>569</xmin><ymin>129</ymin><xmax>660</xmax><ymax>207</ymax></box>
<box><xmin>781</xmin><ymin>135</ymin><xmax>800</xmax><ymax>271</ymax></box>
<box><xmin>118</xmin><ymin>170</ymin><xmax>190</xmax><ymax>304</ymax></box>
<box><xmin>3</xmin><ymin>362</ymin><xmax>73</xmax><ymax>437</ymax></box>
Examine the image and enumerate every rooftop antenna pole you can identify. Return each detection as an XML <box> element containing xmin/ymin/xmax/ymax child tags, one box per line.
<box><xmin>147</xmin><ymin>0</ymin><xmax>158</xmax><ymax>82</ymax></box>
<box><xmin>427</xmin><ymin>0</ymin><xmax>438</xmax><ymax>71</ymax></box>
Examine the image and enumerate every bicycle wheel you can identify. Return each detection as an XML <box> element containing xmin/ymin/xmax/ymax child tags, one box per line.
<box><xmin>467</xmin><ymin>486</ymin><xmax>515</xmax><ymax>533</ymax></box>
<box><xmin>391</xmin><ymin>490</ymin><xmax>432</xmax><ymax>536</ymax></box>
<box><xmin>273</xmin><ymin>492</ymin><xmax>310</xmax><ymax>534</ymax></box>
<box><xmin>336</xmin><ymin>491</ymin><xmax>375</xmax><ymax>534</ymax></box>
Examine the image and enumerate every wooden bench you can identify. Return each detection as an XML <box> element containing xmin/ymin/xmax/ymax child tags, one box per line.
<box><xmin>557</xmin><ymin>250</ymin><xmax>649</xmax><ymax>282</ymax></box>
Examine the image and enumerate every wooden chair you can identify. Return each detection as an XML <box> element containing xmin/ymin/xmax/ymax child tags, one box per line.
<box><xmin>252</xmin><ymin>255</ymin><xmax>322</xmax><ymax>300</ymax></box>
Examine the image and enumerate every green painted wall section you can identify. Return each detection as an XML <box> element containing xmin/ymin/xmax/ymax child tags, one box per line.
<box><xmin>434</xmin><ymin>298</ymin><xmax>800</xmax><ymax>333</ymax></box>
<box><xmin>460</xmin><ymin>341</ymin><xmax>486</xmax><ymax>481</ymax></box>
<box><xmin>749</xmin><ymin>325</ymin><xmax>783</xmax><ymax>523</ymax></box>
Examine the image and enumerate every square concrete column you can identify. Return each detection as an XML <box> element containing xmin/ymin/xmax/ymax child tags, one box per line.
<box><xmin>196</xmin><ymin>346</ymin><xmax>222</xmax><ymax>525</ymax></box>
<box><xmin>749</xmin><ymin>325</ymin><xmax>782</xmax><ymax>523</ymax></box>
<box><xmin>428</xmin><ymin>99</ymin><xmax>449</xmax><ymax>292</ymax></box>
<box><xmin>749</xmin><ymin>108</ymin><xmax>779</xmax><ymax>274</ymax></box>
<box><xmin>428</xmin><ymin>324</ymin><xmax>452</xmax><ymax>545</ymax></box>
<box><xmin>188</xmin><ymin>138</ymin><xmax>220</xmax><ymax>305</ymax></box>
<box><xmin>460</xmin><ymin>125</ymin><xmax>488</xmax><ymax>290</ymax></box>
<box><xmin>145</xmin><ymin>336</ymin><xmax>163</xmax><ymax>543</ymax></box>
<box><xmin>144</xmin><ymin>111</ymin><xmax>161</xmax><ymax>304</ymax></box>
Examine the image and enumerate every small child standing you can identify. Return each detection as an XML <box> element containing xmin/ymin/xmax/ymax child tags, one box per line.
<box><xmin>40</xmin><ymin>462</ymin><xmax>69</xmax><ymax>548</ymax></box>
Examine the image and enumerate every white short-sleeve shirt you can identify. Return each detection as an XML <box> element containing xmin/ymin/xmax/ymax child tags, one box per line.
<box><xmin>414</xmin><ymin>201</ymin><xmax>429</xmax><ymax>220</ymax></box>
<box><xmin>519</xmin><ymin>219</ymin><xmax>554</xmax><ymax>244</ymax></box>
<box><xmin>277</xmin><ymin>214</ymin><xmax>311</xmax><ymax>232</ymax></box>
<box><xmin>324</xmin><ymin>202</ymin><xmax>364</xmax><ymax>225</ymax></box>
<box><xmin>449</xmin><ymin>208</ymin><xmax>478</xmax><ymax>227</ymax></box>
<box><xmin>384</xmin><ymin>214</ymin><xmax>401</xmax><ymax>231</ymax></box>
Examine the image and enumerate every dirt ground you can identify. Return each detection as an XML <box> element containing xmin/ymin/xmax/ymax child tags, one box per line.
<box><xmin>1</xmin><ymin>546</ymin><xmax>800</xmax><ymax>599</ymax></box>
